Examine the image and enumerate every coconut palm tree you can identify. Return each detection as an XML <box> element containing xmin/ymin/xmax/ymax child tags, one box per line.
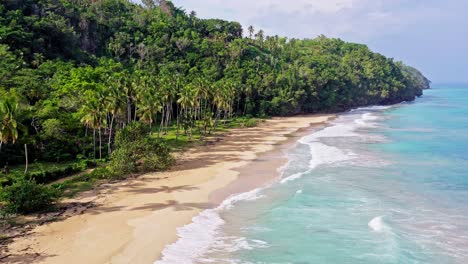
<box><xmin>137</xmin><ymin>90</ymin><xmax>161</xmax><ymax>130</ymax></box>
<box><xmin>177</xmin><ymin>83</ymin><xmax>196</xmax><ymax>138</ymax></box>
<box><xmin>105</xmin><ymin>78</ymin><xmax>125</xmax><ymax>155</ymax></box>
<box><xmin>0</xmin><ymin>95</ymin><xmax>29</xmax><ymax>174</ymax></box>
<box><xmin>158</xmin><ymin>76</ymin><xmax>174</xmax><ymax>136</ymax></box>
<box><xmin>248</xmin><ymin>25</ymin><xmax>255</xmax><ymax>39</ymax></box>
<box><xmin>80</xmin><ymin>92</ymin><xmax>105</xmax><ymax>162</ymax></box>
<box><xmin>0</xmin><ymin>96</ymin><xmax>19</xmax><ymax>151</ymax></box>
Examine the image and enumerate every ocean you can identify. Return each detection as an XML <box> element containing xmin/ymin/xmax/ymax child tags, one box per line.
<box><xmin>157</xmin><ymin>85</ymin><xmax>468</xmax><ymax>264</ymax></box>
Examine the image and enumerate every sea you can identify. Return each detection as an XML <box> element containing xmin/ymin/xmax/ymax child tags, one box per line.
<box><xmin>156</xmin><ymin>85</ymin><xmax>468</xmax><ymax>264</ymax></box>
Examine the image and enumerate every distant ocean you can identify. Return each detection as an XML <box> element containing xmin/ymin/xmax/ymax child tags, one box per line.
<box><xmin>157</xmin><ymin>85</ymin><xmax>468</xmax><ymax>264</ymax></box>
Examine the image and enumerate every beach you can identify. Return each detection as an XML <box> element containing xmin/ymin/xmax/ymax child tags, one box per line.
<box><xmin>3</xmin><ymin>114</ymin><xmax>333</xmax><ymax>264</ymax></box>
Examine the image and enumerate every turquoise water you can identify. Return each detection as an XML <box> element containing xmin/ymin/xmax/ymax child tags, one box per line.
<box><xmin>157</xmin><ymin>85</ymin><xmax>468</xmax><ymax>264</ymax></box>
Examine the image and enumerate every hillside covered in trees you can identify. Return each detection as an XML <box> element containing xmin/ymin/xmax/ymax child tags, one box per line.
<box><xmin>0</xmin><ymin>0</ymin><xmax>430</xmax><ymax>213</ymax></box>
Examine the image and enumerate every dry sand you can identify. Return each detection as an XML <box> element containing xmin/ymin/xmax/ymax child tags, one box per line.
<box><xmin>2</xmin><ymin>114</ymin><xmax>333</xmax><ymax>264</ymax></box>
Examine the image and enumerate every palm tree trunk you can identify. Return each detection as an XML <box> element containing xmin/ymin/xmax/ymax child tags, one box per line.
<box><xmin>108</xmin><ymin>114</ymin><xmax>115</xmax><ymax>155</ymax></box>
<box><xmin>134</xmin><ymin>105</ymin><xmax>138</xmax><ymax>121</ymax></box>
<box><xmin>93</xmin><ymin>129</ymin><xmax>96</xmax><ymax>163</ymax></box>
<box><xmin>243</xmin><ymin>99</ymin><xmax>248</xmax><ymax>116</ymax></box>
<box><xmin>188</xmin><ymin>107</ymin><xmax>193</xmax><ymax>139</ymax></box>
<box><xmin>176</xmin><ymin>105</ymin><xmax>181</xmax><ymax>139</ymax></box>
<box><xmin>24</xmin><ymin>144</ymin><xmax>28</xmax><ymax>174</ymax></box>
<box><xmin>127</xmin><ymin>98</ymin><xmax>132</xmax><ymax>124</ymax></box>
<box><xmin>165</xmin><ymin>103</ymin><xmax>172</xmax><ymax>134</ymax></box>
<box><xmin>158</xmin><ymin>105</ymin><xmax>166</xmax><ymax>137</ymax></box>
<box><xmin>211</xmin><ymin>109</ymin><xmax>221</xmax><ymax>134</ymax></box>
<box><xmin>98</xmin><ymin>127</ymin><xmax>102</xmax><ymax>160</ymax></box>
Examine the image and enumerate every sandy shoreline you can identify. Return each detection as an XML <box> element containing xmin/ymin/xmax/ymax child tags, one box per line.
<box><xmin>2</xmin><ymin>114</ymin><xmax>334</xmax><ymax>264</ymax></box>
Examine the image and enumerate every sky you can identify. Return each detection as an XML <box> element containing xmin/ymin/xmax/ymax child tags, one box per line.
<box><xmin>137</xmin><ymin>0</ymin><xmax>468</xmax><ymax>84</ymax></box>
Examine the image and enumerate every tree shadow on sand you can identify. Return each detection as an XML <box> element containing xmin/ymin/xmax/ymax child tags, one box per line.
<box><xmin>0</xmin><ymin>252</ymin><xmax>57</xmax><ymax>264</ymax></box>
<box><xmin>86</xmin><ymin>200</ymin><xmax>214</xmax><ymax>215</ymax></box>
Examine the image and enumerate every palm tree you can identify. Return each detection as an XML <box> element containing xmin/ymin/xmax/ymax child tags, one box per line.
<box><xmin>116</xmin><ymin>71</ymin><xmax>133</xmax><ymax>125</ymax></box>
<box><xmin>0</xmin><ymin>96</ymin><xmax>19</xmax><ymax>151</ymax></box>
<box><xmin>96</xmin><ymin>90</ymin><xmax>109</xmax><ymax>160</ymax></box>
<box><xmin>243</xmin><ymin>84</ymin><xmax>253</xmax><ymax>115</ymax></box>
<box><xmin>106</xmin><ymin>78</ymin><xmax>125</xmax><ymax>155</ymax></box>
<box><xmin>177</xmin><ymin>84</ymin><xmax>196</xmax><ymax>138</ymax></box>
<box><xmin>0</xmin><ymin>96</ymin><xmax>28</xmax><ymax>174</ymax></box>
<box><xmin>80</xmin><ymin>92</ymin><xmax>104</xmax><ymax>162</ymax></box>
<box><xmin>212</xmin><ymin>81</ymin><xmax>229</xmax><ymax>130</ymax></box>
<box><xmin>255</xmin><ymin>29</ymin><xmax>265</xmax><ymax>45</ymax></box>
<box><xmin>158</xmin><ymin>76</ymin><xmax>174</xmax><ymax>136</ymax></box>
<box><xmin>137</xmin><ymin>90</ymin><xmax>161</xmax><ymax>130</ymax></box>
<box><xmin>248</xmin><ymin>25</ymin><xmax>255</xmax><ymax>39</ymax></box>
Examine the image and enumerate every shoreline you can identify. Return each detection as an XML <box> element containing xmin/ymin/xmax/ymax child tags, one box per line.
<box><xmin>3</xmin><ymin>114</ymin><xmax>334</xmax><ymax>264</ymax></box>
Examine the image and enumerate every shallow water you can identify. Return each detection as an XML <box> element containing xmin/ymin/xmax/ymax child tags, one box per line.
<box><xmin>157</xmin><ymin>85</ymin><xmax>468</xmax><ymax>264</ymax></box>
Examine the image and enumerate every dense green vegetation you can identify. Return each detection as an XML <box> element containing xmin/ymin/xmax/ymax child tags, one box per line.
<box><xmin>0</xmin><ymin>0</ymin><xmax>430</xmax><ymax>214</ymax></box>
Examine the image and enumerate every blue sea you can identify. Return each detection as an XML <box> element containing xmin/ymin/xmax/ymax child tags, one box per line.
<box><xmin>157</xmin><ymin>85</ymin><xmax>468</xmax><ymax>264</ymax></box>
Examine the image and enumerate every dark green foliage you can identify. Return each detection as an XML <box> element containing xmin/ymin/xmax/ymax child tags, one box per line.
<box><xmin>0</xmin><ymin>179</ymin><xmax>60</xmax><ymax>214</ymax></box>
<box><xmin>108</xmin><ymin>123</ymin><xmax>174</xmax><ymax>176</ymax></box>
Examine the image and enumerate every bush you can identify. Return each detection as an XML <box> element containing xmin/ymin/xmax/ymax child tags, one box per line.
<box><xmin>108</xmin><ymin>147</ymin><xmax>136</xmax><ymax>176</ymax></box>
<box><xmin>108</xmin><ymin>123</ymin><xmax>174</xmax><ymax>176</ymax></box>
<box><xmin>240</xmin><ymin>118</ymin><xmax>261</xmax><ymax>128</ymax></box>
<box><xmin>1</xmin><ymin>179</ymin><xmax>60</xmax><ymax>214</ymax></box>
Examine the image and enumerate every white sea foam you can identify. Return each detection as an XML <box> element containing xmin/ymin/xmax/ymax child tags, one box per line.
<box><xmin>280</xmin><ymin>171</ymin><xmax>310</xmax><ymax>184</ymax></box>
<box><xmin>155</xmin><ymin>188</ymin><xmax>265</xmax><ymax>264</ymax></box>
<box><xmin>369</xmin><ymin>216</ymin><xmax>385</xmax><ymax>232</ymax></box>
<box><xmin>363</xmin><ymin>112</ymin><xmax>380</xmax><ymax>120</ymax></box>
<box><xmin>281</xmin><ymin>113</ymin><xmax>370</xmax><ymax>184</ymax></box>
<box><xmin>355</xmin><ymin>113</ymin><xmax>381</xmax><ymax>128</ymax></box>
<box><xmin>356</xmin><ymin>105</ymin><xmax>394</xmax><ymax>111</ymax></box>
<box><xmin>296</xmin><ymin>189</ymin><xmax>303</xmax><ymax>194</ymax></box>
<box><xmin>204</xmin><ymin>236</ymin><xmax>269</xmax><ymax>254</ymax></box>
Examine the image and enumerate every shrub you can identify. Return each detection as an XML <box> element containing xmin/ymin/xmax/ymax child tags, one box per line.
<box><xmin>108</xmin><ymin>123</ymin><xmax>174</xmax><ymax>176</ymax></box>
<box><xmin>1</xmin><ymin>179</ymin><xmax>60</xmax><ymax>214</ymax></box>
<box><xmin>240</xmin><ymin>118</ymin><xmax>261</xmax><ymax>128</ymax></box>
<box><xmin>108</xmin><ymin>147</ymin><xmax>136</xmax><ymax>176</ymax></box>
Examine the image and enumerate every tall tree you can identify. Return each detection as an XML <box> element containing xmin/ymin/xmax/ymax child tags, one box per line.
<box><xmin>248</xmin><ymin>25</ymin><xmax>255</xmax><ymax>39</ymax></box>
